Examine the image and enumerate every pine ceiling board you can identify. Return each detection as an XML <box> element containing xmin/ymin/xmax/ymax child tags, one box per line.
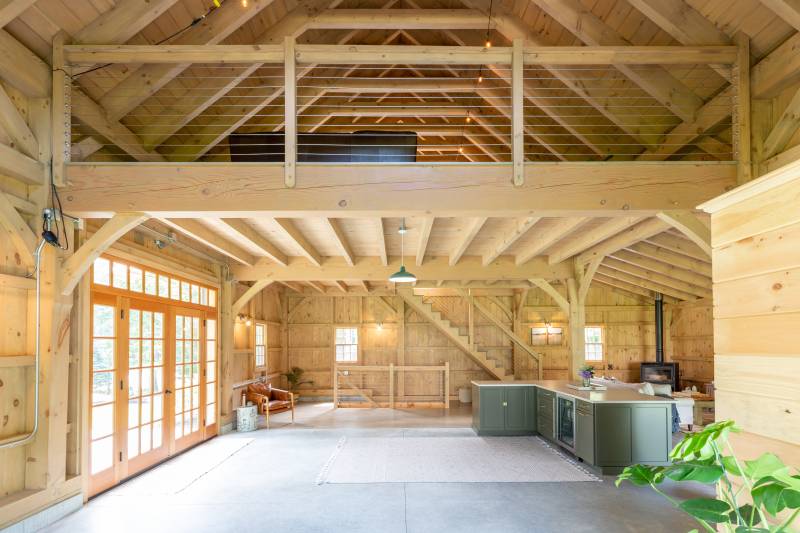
<box><xmin>200</xmin><ymin>218</ymin><xmax>267</xmax><ymax>257</ymax></box>
<box><xmin>44</xmin><ymin>0</ymin><xmax>104</xmax><ymax>35</ymax></box>
<box><xmin>4</xmin><ymin>18</ymin><xmax>51</xmax><ymax>62</ymax></box>
<box><xmin>466</xmin><ymin>217</ymin><xmax>520</xmax><ymax>257</ymax></box>
<box><xmin>289</xmin><ymin>217</ymin><xmax>347</xmax><ymax>257</ymax></box>
<box><xmin>244</xmin><ymin>218</ymin><xmax>306</xmax><ymax>257</ymax></box>
<box><xmin>223</xmin><ymin>0</ymin><xmax>288</xmax><ymax>45</ymax></box>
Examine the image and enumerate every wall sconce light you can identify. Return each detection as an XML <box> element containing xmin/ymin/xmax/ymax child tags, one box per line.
<box><xmin>545</xmin><ymin>322</ymin><xmax>553</xmax><ymax>334</ymax></box>
<box><xmin>237</xmin><ymin>314</ymin><xmax>253</xmax><ymax>326</ymax></box>
<box><xmin>377</xmin><ymin>322</ymin><xmax>383</xmax><ymax>331</ymax></box>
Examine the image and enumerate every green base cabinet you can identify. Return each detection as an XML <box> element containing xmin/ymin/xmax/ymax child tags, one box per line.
<box><xmin>472</xmin><ymin>385</ymin><xmax>537</xmax><ymax>436</ymax></box>
<box><xmin>589</xmin><ymin>403</ymin><xmax>672</xmax><ymax>474</ymax></box>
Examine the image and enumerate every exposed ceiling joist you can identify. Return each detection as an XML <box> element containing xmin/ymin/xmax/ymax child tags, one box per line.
<box><xmin>602</xmin><ymin>257</ymin><xmax>711</xmax><ymax>298</ymax></box>
<box><xmin>515</xmin><ymin>217</ymin><xmax>588</xmax><ymax>265</ymax></box>
<box><xmin>375</xmin><ymin>217</ymin><xmax>388</xmax><ymax>266</ymax></box>
<box><xmin>625</xmin><ymin>242</ymin><xmax>712</xmax><ymax>277</ymax></box>
<box><xmin>596</xmin><ymin>265</ymin><xmax>698</xmax><ymax>301</ymax></box>
<box><xmin>546</xmin><ymin>217</ymin><xmax>645</xmax><ymax>264</ymax></box>
<box><xmin>324</xmin><ymin>218</ymin><xmax>356</xmax><ymax>266</ymax></box>
<box><xmin>610</xmin><ymin>249</ymin><xmax>710</xmax><ymax>287</ymax></box>
<box><xmin>483</xmin><ymin>216</ymin><xmax>541</xmax><ymax>266</ymax></box>
<box><xmin>416</xmin><ymin>216</ymin><xmax>434</xmax><ymax>266</ymax></box>
<box><xmin>645</xmin><ymin>233</ymin><xmax>710</xmax><ymax>262</ymax></box>
<box><xmin>233</xmin><ymin>256</ymin><xmax>570</xmax><ymax>282</ymax></box>
<box><xmin>160</xmin><ymin>218</ymin><xmax>256</xmax><ymax>266</ymax></box>
<box><xmin>450</xmin><ymin>217</ymin><xmax>487</xmax><ymax>266</ymax></box>
<box><xmin>576</xmin><ymin>219</ymin><xmax>671</xmax><ymax>265</ymax></box>
<box><xmin>273</xmin><ymin>218</ymin><xmax>323</xmax><ymax>267</ymax></box>
<box><xmin>219</xmin><ymin>218</ymin><xmax>289</xmax><ymax>266</ymax></box>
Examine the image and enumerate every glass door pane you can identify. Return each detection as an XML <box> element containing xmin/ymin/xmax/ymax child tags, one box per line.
<box><xmin>89</xmin><ymin>296</ymin><xmax>118</xmax><ymax>494</ymax></box>
<box><xmin>205</xmin><ymin>318</ymin><xmax>217</xmax><ymax>431</ymax></box>
<box><xmin>126</xmin><ymin>301</ymin><xmax>168</xmax><ymax>471</ymax></box>
<box><xmin>174</xmin><ymin>309</ymin><xmax>203</xmax><ymax>450</ymax></box>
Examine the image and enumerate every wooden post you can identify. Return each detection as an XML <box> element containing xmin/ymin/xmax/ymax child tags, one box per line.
<box><xmin>333</xmin><ymin>363</ymin><xmax>338</xmax><ymax>408</ymax></box>
<box><xmin>444</xmin><ymin>362</ymin><xmax>450</xmax><ymax>409</ymax></box>
<box><xmin>51</xmin><ymin>32</ymin><xmax>70</xmax><ymax>187</ymax></box>
<box><xmin>734</xmin><ymin>32</ymin><xmax>751</xmax><ymax>184</ymax></box>
<box><xmin>512</xmin><ymin>38</ymin><xmax>524</xmax><ymax>186</ymax></box>
<box><xmin>566</xmin><ymin>278</ymin><xmax>584</xmax><ymax>381</ymax></box>
<box><xmin>284</xmin><ymin>36</ymin><xmax>296</xmax><ymax>188</ymax></box>
<box><xmin>396</xmin><ymin>298</ymin><xmax>405</xmax><ymax>401</ymax></box>
<box><xmin>468</xmin><ymin>296</ymin><xmax>474</xmax><ymax>350</ymax></box>
<box><xmin>219</xmin><ymin>273</ymin><xmax>235</xmax><ymax>428</ymax></box>
<box><xmin>389</xmin><ymin>363</ymin><xmax>394</xmax><ymax>409</ymax></box>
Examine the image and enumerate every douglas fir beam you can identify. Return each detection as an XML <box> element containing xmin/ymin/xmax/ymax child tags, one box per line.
<box><xmin>232</xmin><ymin>280</ymin><xmax>274</xmax><ymax>315</ymax></box>
<box><xmin>512</xmin><ymin>38</ymin><xmax>524</xmax><ymax>186</ymax></box>
<box><xmin>64</xmin><ymin>43</ymin><xmax>738</xmax><ymax>66</ymax></box>
<box><xmin>483</xmin><ymin>216</ymin><xmax>541</xmax><ymax>266</ymax></box>
<box><xmin>734</xmin><ymin>32</ymin><xmax>752</xmax><ymax>184</ymax></box>
<box><xmin>0</xmin><ymin>192</ymin><xmax>37</xmax><ymax>270</ymax></box>
<box><xmin>51</xmin><ymin>33</ymin><xmax>69</xmax><ymax>187</ymax></box>
<box><xmin>416</xmin><ymin>216</ymin><xmax>434</xmax><ymax>266</ymax></box>
<box><xmin>71</xmin><ymin>0</ymin><xmax>181</xmax><ymax>45</ymax></box>
<box><xmin>62</xmin><ymin>162</ymin><xmax>736</xmax><ymax>217</ymax></box>
<box><xmin>233</xmin><ymin>256</ymin><xmax>571</xmax><ymax>282</ymax></box>
<box><xmin>655</xmin><ymin>211</ymin><xmax>712</xmax><ymax>257</ymax></box>
<box><xmin>284</xmin><ymin>37</ymin><xmax>296</xmax><ymax>188</ymax></box>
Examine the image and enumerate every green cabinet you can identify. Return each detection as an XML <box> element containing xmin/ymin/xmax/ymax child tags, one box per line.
<box><xmin>575</xmin><ymin>401</ymin><xmax>594</xmax><ymax>465</ymax></box>
<box><xmin>593</xmin><ymin>403</ymin><xmax>672</xmax><ymax>472</ymax></box>
<box><xmin>472</xmin><ymin>385</ymin><xmax>537</xmax><ymax>436</ymax></box>
<box><xmin>536</xmin><ymin>388</ymin><xmax>555</xmax><ymax>441</ymax></box>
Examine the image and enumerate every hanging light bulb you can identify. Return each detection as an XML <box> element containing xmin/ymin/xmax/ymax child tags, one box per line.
<box><xmin>458</xmin><ymin>146</ymin><xmax>464</xmax><ymax>154</ymax></box>
<box><xmin>485</xmin><ymin>39</ymin><xmax>492</xmax><ymax>48</ymax></box>
<box><xmin>241</xmin><ymin>0</ymin><xmax>248</xmax><ymax>6</ymax></box>
<box><xmin>478</xmin><ymin>74</ymin><xmax>483</xmax><ymax>83</ymax></box>
<box><xmin>389</xmin><ymin>219</ymin><xmax>417</xmax><ymax>283</ymax></box>
<box><xmin>466</xmin><ymin>115</ymin><xmax>472</xmax><ymax>123</ymax></box>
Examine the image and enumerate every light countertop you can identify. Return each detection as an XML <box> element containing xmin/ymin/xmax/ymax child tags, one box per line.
<box><xmin>471</xmin><ymin>380</ymin><xmax>675</xmax><ymax>404</ymax></box>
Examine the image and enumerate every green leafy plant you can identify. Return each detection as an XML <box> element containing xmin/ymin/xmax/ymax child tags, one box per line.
<box><xmin>616</xmin><ymin>420</ymin><xmax>800</xmax><ymax>532</ymax></box>
<box><xmin>281</xmin><ymin>366</ymin><xmax>314</xmax><ymax>392</ymax></box>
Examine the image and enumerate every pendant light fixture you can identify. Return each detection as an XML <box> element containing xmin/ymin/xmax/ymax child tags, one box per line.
<box><xmin>389</xmin><ymin>219</ymin><xmax>417</xmax><ymax>283</ymax></box>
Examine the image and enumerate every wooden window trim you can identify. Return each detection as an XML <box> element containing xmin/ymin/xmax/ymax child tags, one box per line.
<box><xmin>584</xmin><ymin>324</ymin><xmax>605</xmax><ymax>363</ymax></box>
<box><xmin>334</xmin><ymin>325</ymin><xmax>359</xmax><ymax>364</ymax></box>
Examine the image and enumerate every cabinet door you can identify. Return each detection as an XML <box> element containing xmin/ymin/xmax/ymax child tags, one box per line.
<box><xmin>524</xmin><ymin>387</ymin><xmax>538</xmax><ymax>431</ymax></box>
<box><xmin>595</xmin><ymin>405</ymin><xmax>632</xmax><ymax>465</ymax></box>
<box><xmin>504</xmin><ymin>387</ymin><xmax>527</xmax><ymax>430</ymax></box>
<box><xmin>632</xmin><ymin>405</ymin><xmax>670</xmax><ymax>463</ymax></box>
<box><xmin>479</xmin><ymin>387</ymin><xmax>505</xmax><ymax>431</ymax></box>
<box><xmin>575</xmin><ymin>411</ymin><xmax>595</xmax><ymax>465</ymax></box>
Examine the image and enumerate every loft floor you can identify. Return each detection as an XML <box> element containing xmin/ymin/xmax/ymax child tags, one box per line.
<box><xmin>43</xmin><ymin>403</ymin><xmax>709</xmax><ymax>533</ymax></box>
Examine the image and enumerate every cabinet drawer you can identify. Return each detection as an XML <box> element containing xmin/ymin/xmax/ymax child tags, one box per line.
<box><xmin>576</xmin><ymin>399</ymin><xmax>593</xmax><ymax>415</ymax></box>
<box><xmin>537</xmin><ymin>388</ymin><xmax>555</xmax><ymax>401</ymax></box>
<box><xmin>538</xmin><ymin>415</ymin><xmax>554</xmax><ymax>440</ymax></box>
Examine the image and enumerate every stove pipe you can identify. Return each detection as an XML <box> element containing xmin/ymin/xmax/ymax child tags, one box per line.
<box><xmin>654</xmin><ymin>293</ymin><xmax>664</xmax><ymax>363</ymax></box>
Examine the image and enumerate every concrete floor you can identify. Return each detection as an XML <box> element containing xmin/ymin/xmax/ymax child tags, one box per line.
<box><xmin>43</xmin><ymin>402</ymin><xmax>710</xmax><ymax>533</ymax></box>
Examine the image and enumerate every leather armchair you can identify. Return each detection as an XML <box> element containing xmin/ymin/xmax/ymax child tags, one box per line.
<box><xmin>245</xmin><ymin>382</ymin><xmax>295</xmax><ymax>429</ymax></box>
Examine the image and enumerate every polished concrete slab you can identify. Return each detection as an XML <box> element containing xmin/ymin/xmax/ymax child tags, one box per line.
<box><xmin>42</xmin><ymin>403</ymin><xmax>710</xmax><ymax>533</ymax></box>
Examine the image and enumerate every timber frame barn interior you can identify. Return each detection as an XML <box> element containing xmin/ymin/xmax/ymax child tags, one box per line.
<box><xmin>0</xmin><ymin>0</ymin><xmax>800</xmax><ymax>531</ymax></box>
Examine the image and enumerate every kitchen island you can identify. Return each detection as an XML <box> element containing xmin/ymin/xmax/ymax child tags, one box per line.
<box><xmin>472</xmin><ymin>380</ymin><xmax>675</xmax><ymax>474</ymax></box>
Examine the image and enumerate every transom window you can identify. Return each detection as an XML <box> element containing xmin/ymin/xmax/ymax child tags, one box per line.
<box><xmin>584</xmin><ymin>326</ymin><xmax>604</xmax><ymax>361</ymax></box>
<box><xmin>92</xmin><ymin>256</ymin><xmax>216</xmax><ymax>309</ymax></box>
<box><xmin>335</xmin><ymin>327</ymin><xmax>358</xmax><ymax>362</ymax></box>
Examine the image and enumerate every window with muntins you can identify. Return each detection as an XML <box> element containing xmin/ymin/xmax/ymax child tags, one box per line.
<box><xmin>335</xmin><ymin>327</ymin><xmax>358</xmax><ymax>362</ymax></box>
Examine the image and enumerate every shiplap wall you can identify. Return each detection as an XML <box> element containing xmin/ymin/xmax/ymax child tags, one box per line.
<box><xmin>708</xmin><ymin>172</ymin><xmax>800</xmax><ymax>446</ymax></box>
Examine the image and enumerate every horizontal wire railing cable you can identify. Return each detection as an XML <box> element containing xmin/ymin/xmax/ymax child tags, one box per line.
<box><xmin>68</xmin><ymin>60</ymin><xmax>735</xmax><ymax>163</ymax></box>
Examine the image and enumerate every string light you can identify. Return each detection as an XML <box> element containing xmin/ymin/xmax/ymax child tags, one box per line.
<box><xmin>477</xmin><ymin>73</ymin><xmax>483</xmax><ymax>83</ymax></box>
<box><xmin>484</xmin><ymin>0</ymin><xmax>494</xmax><ymax>50</ymax></box>
<box><xmin>485</xmin><ymin>38</ymin><xmax>492</xmax><ymax>48</ymax></box>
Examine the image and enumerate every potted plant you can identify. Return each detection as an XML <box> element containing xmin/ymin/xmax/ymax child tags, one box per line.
<box><xmin>281</xmin><ymin>366</ymin><xmax>314</xmax><ymax>399</ymax></box>
<box><xmin>617</xmin><ymin>420</ymin><xmax>800</xmax><ymax>532</ymax></box>
<box><xmin>579</xmin><ymin>364</ymin><xmax>595</xmax><ymax>387</ymax></box>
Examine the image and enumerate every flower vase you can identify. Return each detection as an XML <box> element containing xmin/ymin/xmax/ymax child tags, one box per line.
<box><xmin>581</xmin><ymin>377</ymin><xmax>591</xmax><ymax>387</ymax></box>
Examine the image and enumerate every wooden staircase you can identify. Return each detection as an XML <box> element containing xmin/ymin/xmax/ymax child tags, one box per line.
<box><xmin>397</xmin><ymin>288</ymin><xmax>514</xmax><ymax>381</ymax></box>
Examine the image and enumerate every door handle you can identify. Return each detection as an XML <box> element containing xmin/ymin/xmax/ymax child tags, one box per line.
<box><xmin>165</xmin><ymin>389</ymin><xmax>173</xmax><ymax>394</ymax></box>
<box><xmin>502</xmin><ymin>401</ymin><xmax>507</xmax><ymax>407</ymax></box>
